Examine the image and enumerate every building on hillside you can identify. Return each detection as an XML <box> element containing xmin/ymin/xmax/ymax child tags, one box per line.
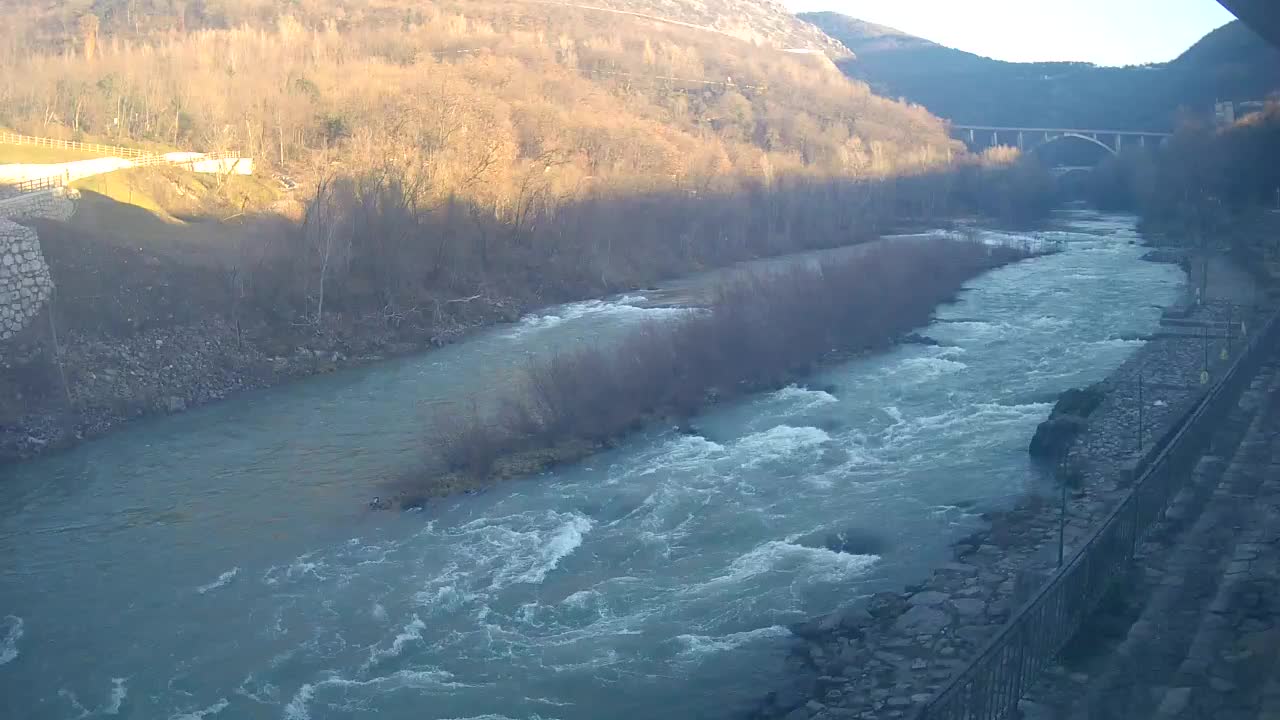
<box><xmin>1216</xmin><ymin>100</ymin><xmax>1269</xmax><ymax>126</ymax></box>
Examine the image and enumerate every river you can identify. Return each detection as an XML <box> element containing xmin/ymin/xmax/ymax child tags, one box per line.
<box><xmin>0</xmin><ymin>210</ymin><xmax>1183</xmax><ymax>720</ymax></box>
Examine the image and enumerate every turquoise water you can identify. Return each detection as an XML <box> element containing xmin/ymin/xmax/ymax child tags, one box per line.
<box><xmin>0</xmin><ymin>211</ymin><xmax>1183</xmax><ymax>720</ymax></box>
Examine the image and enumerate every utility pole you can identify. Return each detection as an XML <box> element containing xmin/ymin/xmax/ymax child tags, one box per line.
<box><xmin>1137</xmin><ymin>369</ymin><xmax>1144</xmax><ymax>454</ymax></box>
<box><xmin>1201</xmin><ymin>254</ymin><xmax>1210</xmax><ymax>306</ymax></box>
<box><xmin>1223</xmin><ymin>302</ymin><xmax>1233</xmax><ymax>348</ymax></box>
<box><xmin>1058</xmin><ymin>457</ymin><xmax>1068</xmax><ymax>568</ymax></box>
<box><xmin>1203</xmin><ymin>322</ymin><xmax>1210</xmax><ymax>377</ymax></box>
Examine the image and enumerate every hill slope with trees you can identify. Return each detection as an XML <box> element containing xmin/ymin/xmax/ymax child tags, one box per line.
<box><xmin>0</xmin><ymin>0</ymin><xmax>1062</xmax><ymax>460</ymax></box>
<box><xmin>803</xmin><ymin>13</ymin><xmax>1280</xmax><ymax>130</ymax></box>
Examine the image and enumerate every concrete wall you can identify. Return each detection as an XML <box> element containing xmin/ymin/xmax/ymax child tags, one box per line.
<box><xmin>0</xmin><ymin>189</ymin><xmax>73</xmax><ymax>341</ymax></box>
<box><xmin>0</xmin><ymin>157</ymin><xmax>134</xmax><ymax>184</ymax></box>
<box><xmin>165</xmin><ymin>153</ymin><xmax>254</xmax><ymax>175</ymax></box>
<box><xmin>187</xmin><ymin>157</ymin><xmax>254</xmax><ymax>175</ymax></box>
<box><xmin>0</xmin><ymin>154</ymin><xmax>254</xmax><ymax>186</ymax></box>
<box><xmin>0</xmin><ymin>188</ymin><xmax>76</xmax><ymax>222</ymax></box>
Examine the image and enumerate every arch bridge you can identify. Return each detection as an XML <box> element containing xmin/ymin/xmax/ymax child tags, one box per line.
<box><xmin>952</xmin><ymin>125</ymin><xmax>1173</xmax><ymax>157</ymax></box>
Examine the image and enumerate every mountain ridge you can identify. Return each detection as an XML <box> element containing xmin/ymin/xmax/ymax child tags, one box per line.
<box><xmin>802</xmin><ymin>12</ymin><xmax>1280</xmax><ymax>130</ymax></box>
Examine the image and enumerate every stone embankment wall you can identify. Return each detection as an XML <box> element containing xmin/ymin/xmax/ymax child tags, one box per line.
<box><xmin>0</xmin><ymin>189</ymin><xmax>74</xmax><ymax>340</ymax></box>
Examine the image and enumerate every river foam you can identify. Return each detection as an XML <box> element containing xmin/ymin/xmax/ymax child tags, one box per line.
<box><xmin>0</xmin><ymin>615</ymin><xmax>22</xmax><ymax>666</ymax></box>
<box><xmin>676</xmin><ymin>625</ymin><xmax>790</xmax><ymax>658</ymax></box>
<box><xmin>168</xmin><ymin>698</ymin><xmax>229</xmax><ymax>720</ymax></box>
<box><xmin>733</xmin><ymin>426</ymin><xmax>831</xmax><ymax>468</ymax></box>
<box><xmin>502</xmin><ymin>296</ymin><xmax>690</xmax><ymax>340</ymax></box>
<box><xmin>490</xmin><ymin>514</ymin><xmax>593</xmax><ymax>589</ymax></box>
<box><xmin>700</xmin><ymin>540</ymin><xmax>879</xmax><ymax>591</ymax></box>
<box><xmin>285</xmin><ymin>669</ymin><xmax>474</xmax><ymax>720</ymax></box>
<box><xmin>364</xmin><ymin>615</ymin><xmax>427</xmax><ymax>670</ymax></box>
<box><xmin>196</xmin><ymin>567</ymin><xmax>239</xmax><ymax>594</ymax></box>
<box><xmin>283</xmin><ymin>683</ymin><xmax>315</xmax><ymax>720</ymax></box>
<box><xmin>104</xmin><ymin>678</ymin><xmax>127</xmax><ymax>715</ymax></box>
<box><xmin>897</xmin><ymin>356</ymin><xmax>969</xmax><ymax>380</ymax></box>
<box><xmin>769</xmin><ymin>385</ymin><xmax>838</xmax><ymax>411</ymax></box>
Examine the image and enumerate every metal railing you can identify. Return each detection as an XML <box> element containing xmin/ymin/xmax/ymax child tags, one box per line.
<box><xmin>0</xmin><ymin>131</ymin><xmax>151</xmax><ymax>159</ymax></box>
<box><xmin>0</xmin><ymin>148</ymin><xmax>244</xmax><ymax>199</ymax></box>
<box><xmin>161</xmin><ymin>150</ymin><xmax>243</xmax><ymax>170</ymax></box>
<box><xmin>9</xmin><ymin>175</ymin><xmax>65</xmax><ymax>194</ymax></box>
<box><xmin>917</xmin><ymin>307</ymin><xmax>1280</xmax><ymax>720</ymax></box>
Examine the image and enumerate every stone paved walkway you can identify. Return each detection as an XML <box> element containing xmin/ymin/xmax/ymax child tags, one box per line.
<box><xmin>1023</xmin><ymin>357</ymin><xmax>1280</xmax><ymax>720</ymax></box>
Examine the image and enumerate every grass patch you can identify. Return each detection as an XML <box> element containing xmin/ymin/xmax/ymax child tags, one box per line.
<box><xmin>72</xmin><ymin>171</ymin><xmax>171</xmax><ymax>216</ymax></box>
<box><xmin>392</xmin><ymin>237</ymin><xmax>1049</xmax><ymax>505</ymax></box>
<box><xmin>71</xmin><ymin>166</ymin><xmax>279</xmax><ymax>220</ymax></box>
<box><xmin>51</xmin><ymin>188</ymin><xmax>291</xmax><ymax>271</ymax></box>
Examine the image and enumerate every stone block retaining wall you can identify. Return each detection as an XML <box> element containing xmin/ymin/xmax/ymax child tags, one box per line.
<box><xmin>0</xmin><ymin>189</ymin><xmax>73</xmax><ymax>340</ymax></box>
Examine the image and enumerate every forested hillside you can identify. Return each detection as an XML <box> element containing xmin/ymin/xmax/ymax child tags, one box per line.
<box><xmin>804</xmin><ymin>13</ymin><xmax>1280</xmax><ymax>130</ymax></box>
<box><xmin>0</xmin><ymin>0</ymin><xmax>974</xmax><ymax>322</ymax></box>
<box><xmin>1088</xmin><ymin>102</ymin><xmax>1280</xmax><ymax>243</ymax></box>
<box><xmin>0</xmin><ymin>0</ymin><xmax>1063</xmax><ymax>457</ymax></box>
<box><xmin>1</xmin><ymin>0</ymin><xmax>918</xmax><ymax>192</ymax></box>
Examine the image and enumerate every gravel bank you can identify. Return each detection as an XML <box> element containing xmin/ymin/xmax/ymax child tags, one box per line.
<box><xmin>0</xmin><ymin>300</ymin><xmax>524</xmax><ymax>463</ymax></box>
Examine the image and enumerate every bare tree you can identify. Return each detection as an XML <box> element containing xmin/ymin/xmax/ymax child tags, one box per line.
<box><xmin>300</xmin><ymin>172</ymin><xmax>349</xmax><ymax>329</ymax></box>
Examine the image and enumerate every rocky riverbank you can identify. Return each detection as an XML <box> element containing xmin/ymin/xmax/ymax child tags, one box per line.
<box><xmin>749</xmin><ymin>250</ymin><xmax>1271</xmax><ymax>720</ymax></box>
<box><xmin>0</xmin><ymin>297</ymin><xmax>528</xmax><ymax>463</ymax></box>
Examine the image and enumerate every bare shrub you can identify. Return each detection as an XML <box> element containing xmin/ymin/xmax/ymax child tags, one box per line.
<box><xmin>407</xmin><ymin>237</ymin><xmax>1046</xmax><ymax>497</ymax></box>
<box><xmin>433</xmin><ymin>401</ymin><xmax>508</xmax><ymax>480</ymax></box>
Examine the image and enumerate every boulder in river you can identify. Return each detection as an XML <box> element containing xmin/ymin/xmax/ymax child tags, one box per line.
<box><xmin>797</xmin><ymin>527</ymin><xmax>888</xmax><ymax>557</ymax></box>
<box><xmin>1029</xmin><ymin>415</ymin><xmax>1089</xmax><ymax>460</ymax></box>
<box><xmin>1028</xmin><ymin>383</ymin><xmax>1107</xmax><ymax>461</ymax></box>
<box><xmin>790</xmin><ymin>604</ymin><xmax>871</xmax><ymax>641</ymax></box>
<box><xmin>1050</xmin><ymin>384</ymin><xmax>1107</xmax><ymax>418</ymax></box>
<box><xmin>900</xmin><ymin>333</ymin><xmax>941</xmax><ymax>347</ymax></box>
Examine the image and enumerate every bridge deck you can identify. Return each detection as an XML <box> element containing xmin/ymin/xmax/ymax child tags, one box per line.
<box><xmin>952</xmin><ymin>124</ymin><xmax>1173</xmax><ymax>137</ymax></box>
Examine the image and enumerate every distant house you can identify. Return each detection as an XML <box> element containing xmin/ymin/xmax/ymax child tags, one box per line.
<box><xmin>1216</xmin><ymin>99</ymin><xmax>1272</xmax><ymax>126</ymax></box>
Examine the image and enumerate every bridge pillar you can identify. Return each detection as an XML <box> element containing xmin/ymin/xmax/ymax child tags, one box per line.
<box><xmin>1140</xmin><ymin>135</ymin><xmax>1146</xmax><ymax>148</ymax></box>
<box><xmin>991</xmin><ymin>130</ymin><xmax>998</xmax><ymax>147</ymax></box>
<box><xmin>969</xmin><ymin>128</ymin><xmax>975</xmax><ymax>143</ymax></box>
<box><xmin>1017</xmin><ymin>131</ymin><xmax>1024</xmax><ymax>150</ymax></box>
<box><xmin>1116</xmin><ymin>134</ymin><xmax>1123</xmax><ymax>152</ymax></box>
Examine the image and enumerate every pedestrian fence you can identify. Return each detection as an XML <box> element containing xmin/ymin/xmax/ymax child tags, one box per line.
<box><xmin>917</xmin><ymin>305</ymin><xmax>1280</xmax><ymax>720</ymax></box>
<box><xmin>0</xmin><ymin>131</ymin><xmax>152</xmax><ymax>159</ymax></box>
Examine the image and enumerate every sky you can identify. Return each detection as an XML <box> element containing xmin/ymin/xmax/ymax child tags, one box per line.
<box><xmin>782</xmin><ymin>0</ymin><xmax>1238</xmax><ymax>66</ymax></box>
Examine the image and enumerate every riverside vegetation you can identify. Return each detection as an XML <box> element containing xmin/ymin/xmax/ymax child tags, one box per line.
<box><xmin>1084</xmin><ymin>101</ymin><xmax>1280</xmax><ymax>264</ymax></box>
<box><xmin>0</xmin><ymin>0</ymin><xmax>1056</xmax><ymax>462</ymax></box>
<box><xmin>395</xmin><ymin>236</ymin><xmax>1045</xmax><ymax>504</ymax></box>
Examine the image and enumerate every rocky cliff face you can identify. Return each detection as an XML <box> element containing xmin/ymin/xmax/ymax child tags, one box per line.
<box><xmin>561</xmin><ymin>0</ymin><xmax>850</xmax><ymax>56</ymax></box>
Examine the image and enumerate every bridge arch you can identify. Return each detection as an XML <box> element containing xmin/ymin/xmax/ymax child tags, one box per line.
<box><xmin>1030</xmin><ymin>132</ymin><xmax>1118</xmax><ymax>157</ymax></box>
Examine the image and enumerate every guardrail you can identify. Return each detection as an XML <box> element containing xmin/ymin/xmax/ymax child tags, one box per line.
<box><xmin>917</xmin><ymin>306</ymin><xmax>1279</xmax><ymax>720</ymax></box>
<box><xmin>0</xmin><ymin>131</ymin><xmax>152</xmax><ymax>159</ymax></box>
<box><xmin>0</xmin><ymin>148</ymin><xmax>245</xmax><ymax>199</ymax></box>
<box><xmin>161</xmin><ymin>150</ymin><xmax>242</xmax><ymax>170</ymax></box>
<box><xmin>9</xmin><ymin>175</ymin><xmax>65</xmax><ymax>194</ymax></box>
